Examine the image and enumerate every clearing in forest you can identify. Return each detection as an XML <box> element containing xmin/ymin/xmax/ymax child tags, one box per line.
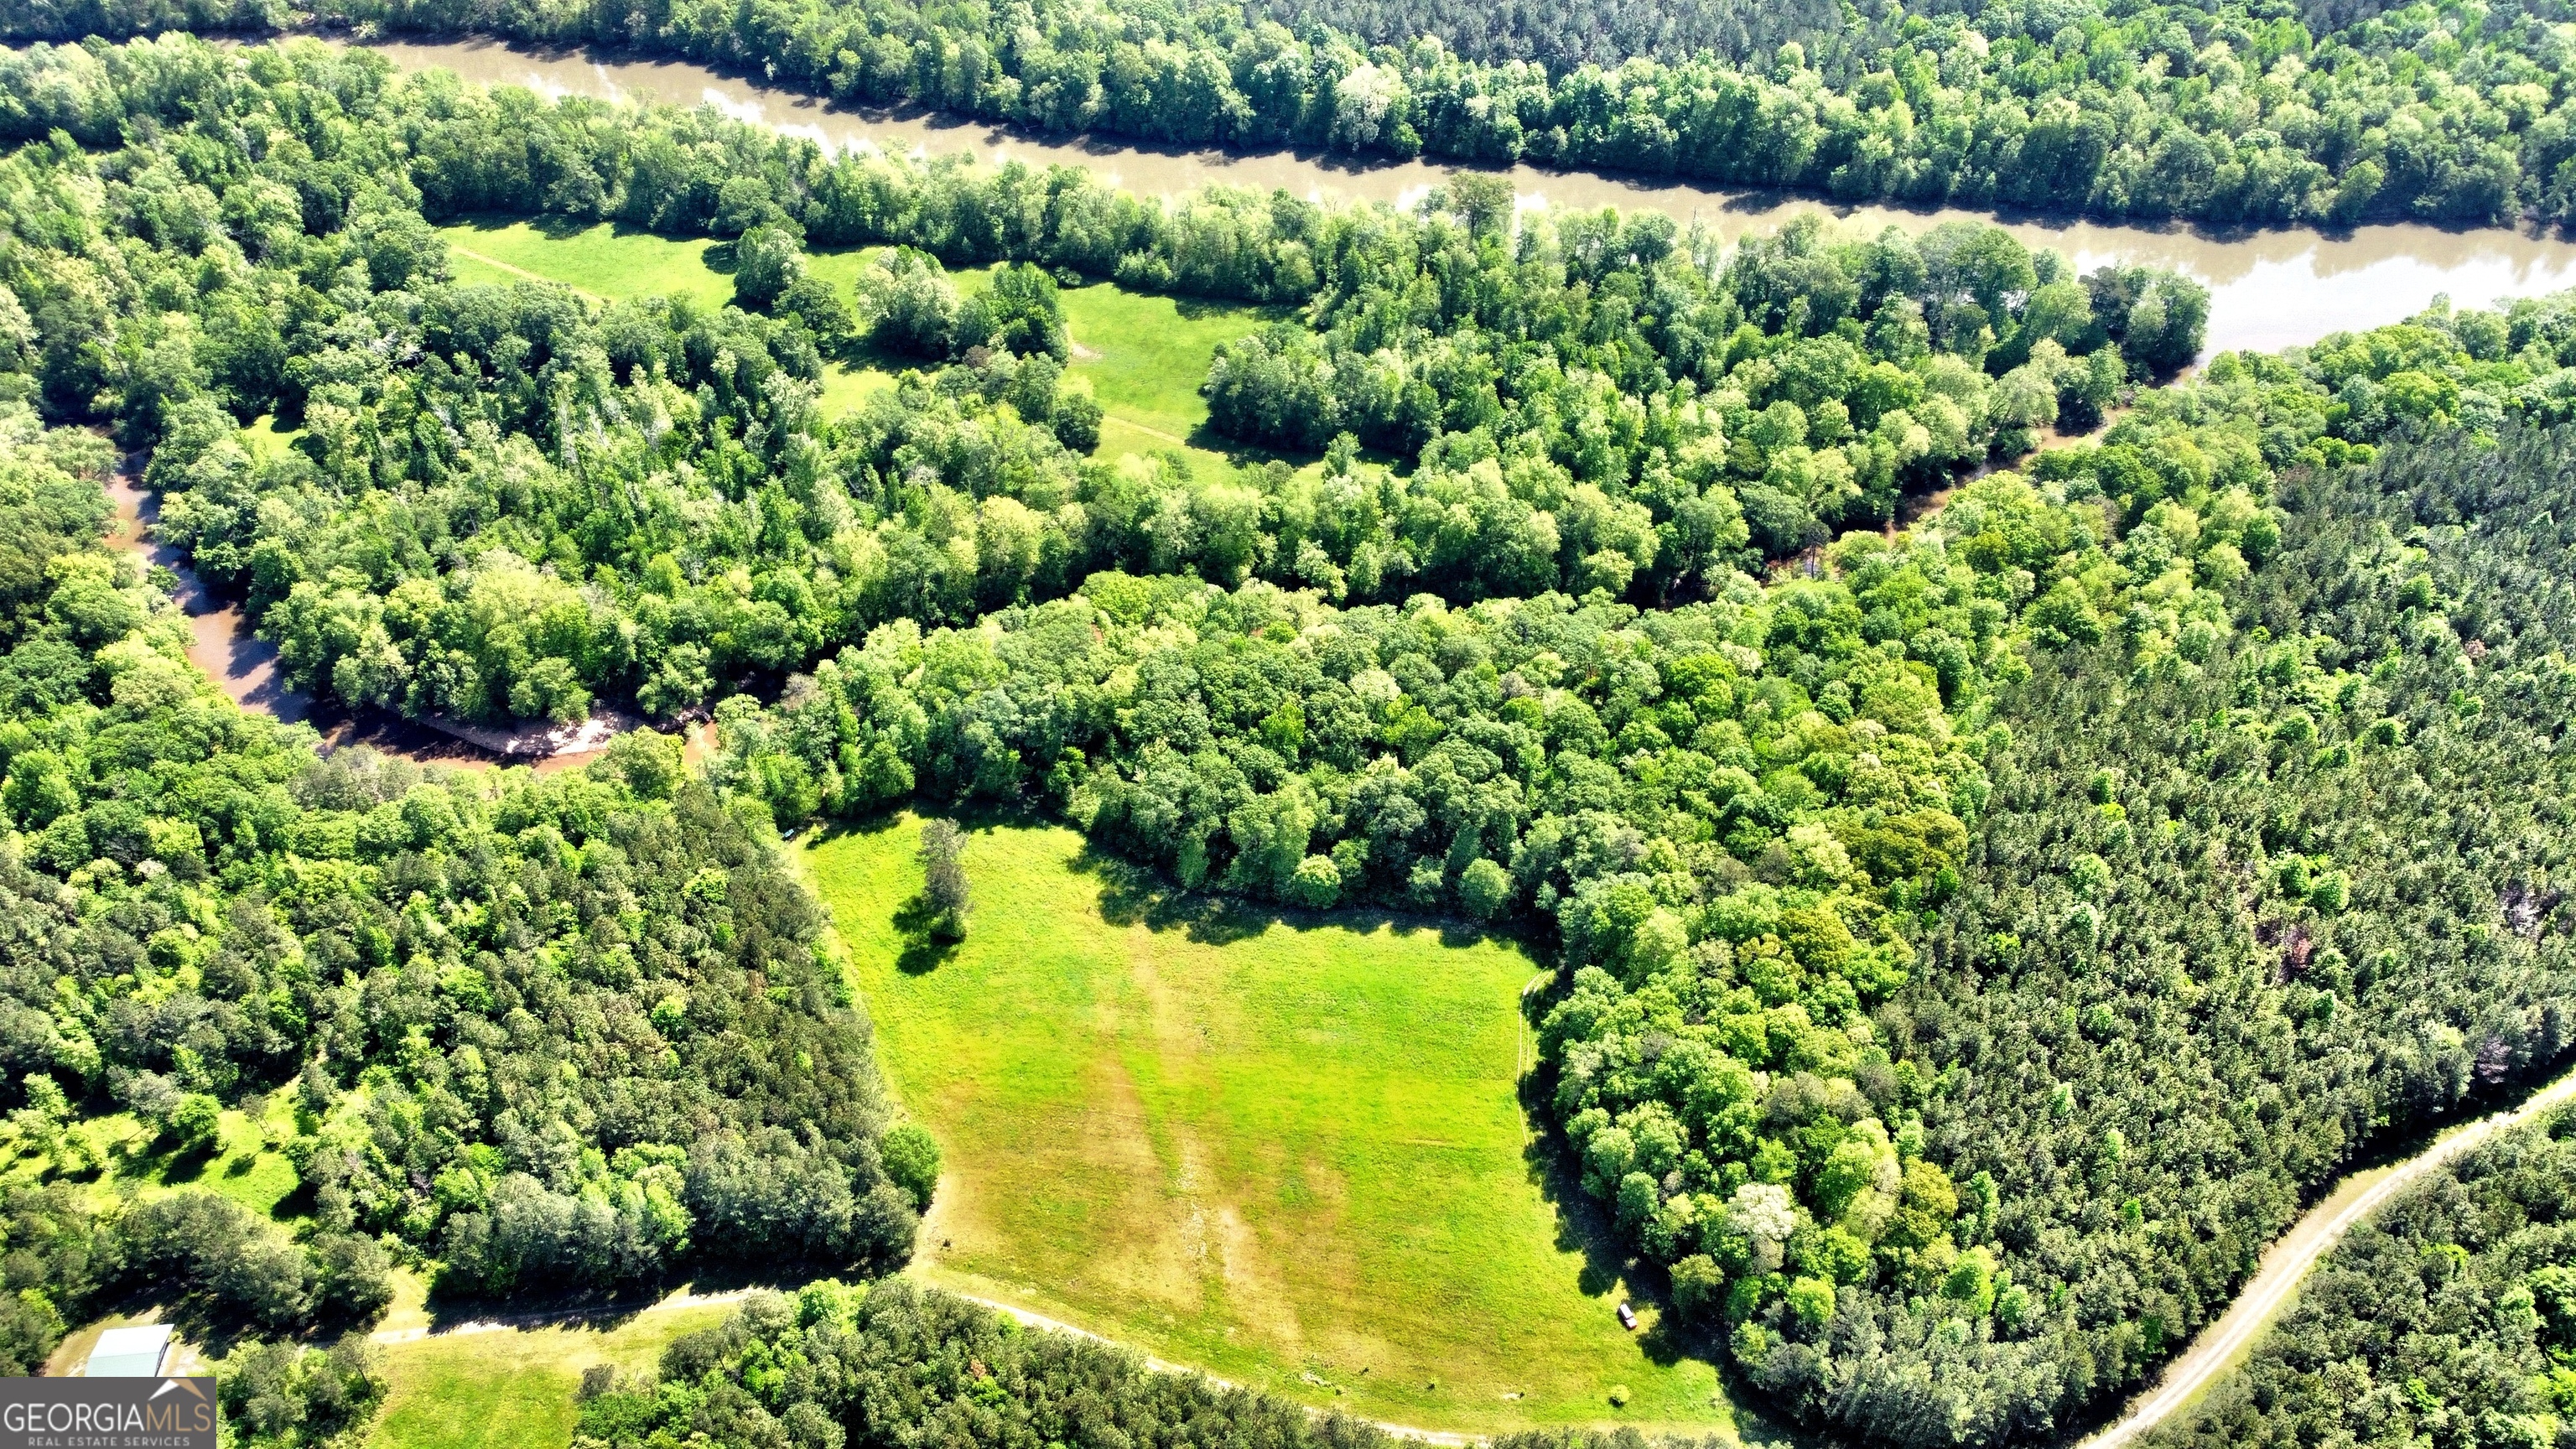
<box><xmin>364</xmin><ymin>1292</ymin><xmax>734</xmax><ymax>1449</ymax></box>
<box><xmin>802</xmin><ymin>815</ymin><xmax>1748</xmax><ymax>1438</ymax></box>
<box><xmin>428</xmin><ymin>218</ymin><xmax>1290</xmax><ymax>486</ymax></box>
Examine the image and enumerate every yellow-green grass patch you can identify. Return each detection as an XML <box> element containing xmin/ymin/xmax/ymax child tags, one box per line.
<box><xmin>817</xmin><ymin>361</ymin><xmax>896</xmax><ymax>418</ymax></box>
<box><xmin>239</xmin><ymin>413</ymin><xmax>302</xmax><ymax>459</ymax></box>
<box><xmin>367</xmin><ymin>1301</ymin><xmax>735</xmax><ymax>1449</ymax></box>
<box><xmin>426</xmin><ymin>227</ymin><xmax>1302</xmax><ymax>475</ymax></box>
<box><xmin>1058</xmin><ymin>283</ymin><xmax>1284</xmax><ymax>444</ymax></box>
<box><xmin>437</xmin><ymin>218</ymin><xmax>729</xmax><ymax>308</ymax></box>
<box><xmin>802</xmin><ymin>815</ymin><xmax>1746</xmax><ymax>1438</ymax></box>
<box><xmin>808</xmin><ymin>244</ymin><xmax>889</xmax><ymax>298</ymax></box>
<box><xmin>2</xmin><ymin>1099</ymin><xmax>304</xmax><ymax>1219</ymax></box>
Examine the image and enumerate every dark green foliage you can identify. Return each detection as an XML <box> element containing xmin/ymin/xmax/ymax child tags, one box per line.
<box><xmin>1203</xmin><ymin>212</ymin><xmax>2182</xmax><ymax>555</ymax></box>
<box><xmin>576</xmin><ymin>1278</ymin><xmax>1753</xmax><ymax>1449</ymax></box>
<box><xmin>216</xmin><ymin>1336</ymin><xmax>385</xmax><ymax>1449</ymax></box>
<box><xmin>0</xmin><ymin>331</ymin><xmax>916</xmax><ymax>1329</ymax></box>
<box><xmin>120</xmin><ymin>1192</ymin><xmax>318</xmax><ymax>1334</ymax></box>
<box><xmin>0</xmin><ymin>37</ymin><xmax>2210</xmax><ymax>735</ymax></box>
<box><xmin>0</xmin><ymin>1183</ymin><xmax>102</xmax><ymax>1374</ymax></box>
<box><xmin>985</xmin><ymin>262</ymin><xmax>1070</xmax><ymax>363</ymax></box>
<box><xmin>1774</xmin><ymin>425</ymin><xmax>2576</xmax><ymax>1443</ymax></box>
<box><xmin>14</xmin><ymin>27</ymin><xmax>2576</xmax><ymax>1447</ymax></box>
<box><xmin>2148</xmin><ymin>1106</ymin><xmax>2576</xmax><ymax>1449</ymax></box>
<box><xmin>22</xmin><ymin>0</ymin><xmax>2576</xmax><ymax>226</ymax></box>
<box><xmin>579</xmin><ymin>1278</ymin><xmax>1400</xmax><ymax>1449</ymax></box>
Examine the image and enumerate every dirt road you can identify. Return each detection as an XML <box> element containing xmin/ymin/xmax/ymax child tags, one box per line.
<box><xmin>2081</xmin><ymin>1062</ymin><xmax>2576</xmax><ymax>1447</ymax></box>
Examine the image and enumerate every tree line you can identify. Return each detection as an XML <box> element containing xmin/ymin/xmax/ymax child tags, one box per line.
<box><xmin>577</xmin><ymin>1276</ymin><xmax>1734</xmax><ymax>1449</ymax></box>
<box><xmin>0</xmin><ymin>339</ymin><xmax>923</xmax><ymax>1440</ymax></box>
<box><xmin>12</xmin><ymin>0</ymin><xmax>2576</xmax><ymax>226</ymax></box>
<box><xmin>14</xmin><ymin>31</ymin><xmax>2576</xmax><ymax>1446</ymax></box>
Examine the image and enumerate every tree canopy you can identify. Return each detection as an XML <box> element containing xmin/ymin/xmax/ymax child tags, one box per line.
<box><xmin>12</xmin><ymin>0</ymin><xmax>2575</xmax><ymax>226</ymax></box>
<box><xmin>8</xmin><ymin>31</ymin><xmax>2576</xmax><ymax>1448</ymax></box>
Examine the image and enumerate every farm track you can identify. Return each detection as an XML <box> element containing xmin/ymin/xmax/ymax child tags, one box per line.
<box><xmin>2081</xmin><ymin>1061</ymin><xmax>2576</xmax><ymax>1447</ymax></box>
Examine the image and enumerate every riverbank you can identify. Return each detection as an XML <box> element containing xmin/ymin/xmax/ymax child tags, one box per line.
<box><xmin>20</xmin><ymin>28</ymin><xmax>2575</xmax><ymax>355</ymax></box>
<box><xmin>336</xmin><ymin>33</ymin><xmax>2576</xmax><ymax>361</ymax></box>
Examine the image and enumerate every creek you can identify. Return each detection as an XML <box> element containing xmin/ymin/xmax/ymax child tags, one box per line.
<box><xmin>101</xmin><ymin>454</ymin><xmax>692</xmax><ymax>771</ymax></box>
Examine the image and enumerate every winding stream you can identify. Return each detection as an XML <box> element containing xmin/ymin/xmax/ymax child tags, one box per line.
<box><xmin>367</xmin><ymin>35</ymin><xmax>2576</xmax><ymax>360</ymax></box>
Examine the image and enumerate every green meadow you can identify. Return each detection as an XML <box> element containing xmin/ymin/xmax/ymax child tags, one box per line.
<box><xmin>1057</xmin><ymin>284</ymin><xmax>1291</xmax><ymax>445</ymax></box>
<box><xmin>366</xmin><ymin>1298</ymin><xmax>735</xmax><ymax>1449</ymax></box>
<box><xmin>3</xmin><ymin>1098</ymin><xmax>302</xmax><ymax>1223</ymax></box>
<box><xmin>438</xmin><ymin>217</ymin><xmax>731</xmax><ymax>308</ymax></box>
<box><xmin>429</xmin><ymin>217</ymin><xmax>1294</xmax><ymax>486</ymax></box>
<box><xmin>801</xmin><ymin>815</ymin><xmax>1750</xmax><ymax>1439</ymax></box>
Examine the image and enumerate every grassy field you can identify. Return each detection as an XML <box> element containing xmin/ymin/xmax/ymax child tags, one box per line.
<box><xmin>439</xmin><ymin>217</ymin><xmax>729</xmax><ymax>307</ymax></box>
<box><xmin>1058</xmin><ymin>284</ymin><xmax>1288</xmax><ymax>445</ymax></box>
<box><xmin>437</xmin><ymin>217</ymin><xmax>890</xmax><ymax>412</ymax></box>
<box><xmin>239</xmin><ymin>413</ymin><xmax>302</xmax><ymax>459</ymax></box>
<box><xmin>800</xmin><ymin>815</ymin><xmax>1749</xmax><ymax>1438</ymax></box>
<box><xmin>429</xmin><ymin>218</ymin><xmax>1291</xmax><ymax>485</ymax></box>
<box><xmin>0</xmin><ymin>1098</ymin><xmax>304</xmax><ymax>1222</ymax></box>
<box><xmin>366</xmin><ymin>1298</ymin><xmax>735</xmax><ymax>1449</ymax></box>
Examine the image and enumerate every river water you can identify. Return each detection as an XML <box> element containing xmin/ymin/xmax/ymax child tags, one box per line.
<box><xmin>366</xmin><ymin>35</ymin><xmax>2576</xmax><ymax>360</ymax></box>
<box><xmin>73</xmin><ymin>33</ymin><xmax>2576</xmax><ymax>750</ymax></box>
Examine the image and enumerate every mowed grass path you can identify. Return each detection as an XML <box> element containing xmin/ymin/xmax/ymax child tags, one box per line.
<box><xmin>433</xmin><ymin>217</ymin><xmax>1287</xmax><ymax>481</ymax></box>
<box><xmin>804</xmin><ymin>816</ymin><xmax>1742</xmax><ymax>1437</ymax></box>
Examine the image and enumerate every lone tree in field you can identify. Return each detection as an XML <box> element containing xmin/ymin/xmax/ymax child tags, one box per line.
<box><xmin>919</xmin><ymin>819</ymin><xmax>971</xmax><ymax>941</ymax></box>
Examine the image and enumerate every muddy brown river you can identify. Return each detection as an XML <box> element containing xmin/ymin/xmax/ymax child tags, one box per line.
<box><xmin>366</xmin><ymin>35</ymin><xmax>2576</xmax><ymax>360</ymax></box>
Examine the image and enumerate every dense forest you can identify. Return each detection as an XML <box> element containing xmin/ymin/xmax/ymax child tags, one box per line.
<box><xmin>9</xmin><ymin>0</ymin><xmax>2576</xmax><ymax>226</ymax></box>
<box><xmin>0</xmin><ymin>35</ymin><xmax>2214</xmax><ymax>733</ymax></box>
<box><xmin>2127</xmin><ymin>422</ymin><xmax>2576</xmax><ymax>1449</ymax></box>
<box><xmin>0</xmin><ymin>174</ymin><xmax>921</xmax><ymax>1449</ymax></box>
<box><xmin>10</xmin><ymin>29</ymin><xmax>2576</xmax><ymax>1449</ymax></box>
<box><xmin>2146</xmin><ymin>1104</ymin><xmax>2576</xmax><ymax>1449</ymax></box>
<box><xmin>702</xmin><ymin>362</ymin><xmax>2576</xmax><ymax>1442</ymax></box>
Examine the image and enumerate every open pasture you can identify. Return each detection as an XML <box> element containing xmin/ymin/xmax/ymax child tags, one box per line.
<box><xmin>802</xmin><ymin>815</ymin><xmax>1746</xmax><ymax>1437</ymax></box>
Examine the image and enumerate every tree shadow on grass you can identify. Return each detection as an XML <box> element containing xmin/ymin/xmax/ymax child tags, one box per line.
<box><xmin>1168</xmin><ymin>296</ymin><xmax>1298</xmax><ymax>326</ymax></box>
<box><xmin>803</xmin><ymin>808</ymin><xmax>990</xmax><ymax>974</ymax></box>
<box><xmin>1066</xmin><ymin>840</ymin><xmax>1498</xmax><ymax>953</ymax></box>
<box><xmin>126</xmin><ymin>1132</ymin><xmax>221</xmax><ymax>1190</ymax></box>
<box><xmin>890</xmin><ymin>892</ymin><xmax>962</xmax><ymax>975</ymax></box>
<box><xmin>1519</xmin><ymin>1071</ymin><xmax>1637</xmax><ymax>1306</ymax></box>
<box><xmin>1514</xmin><ymin>1058</ymin><xmax>1804</xmax><ymax>1443</ymax></box>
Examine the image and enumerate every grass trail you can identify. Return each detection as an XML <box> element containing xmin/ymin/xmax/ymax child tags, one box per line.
<box><xmin>802</xmin><ymin>814</ymin><xmax>1748</xmax><ymax>1439</ymax></box>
